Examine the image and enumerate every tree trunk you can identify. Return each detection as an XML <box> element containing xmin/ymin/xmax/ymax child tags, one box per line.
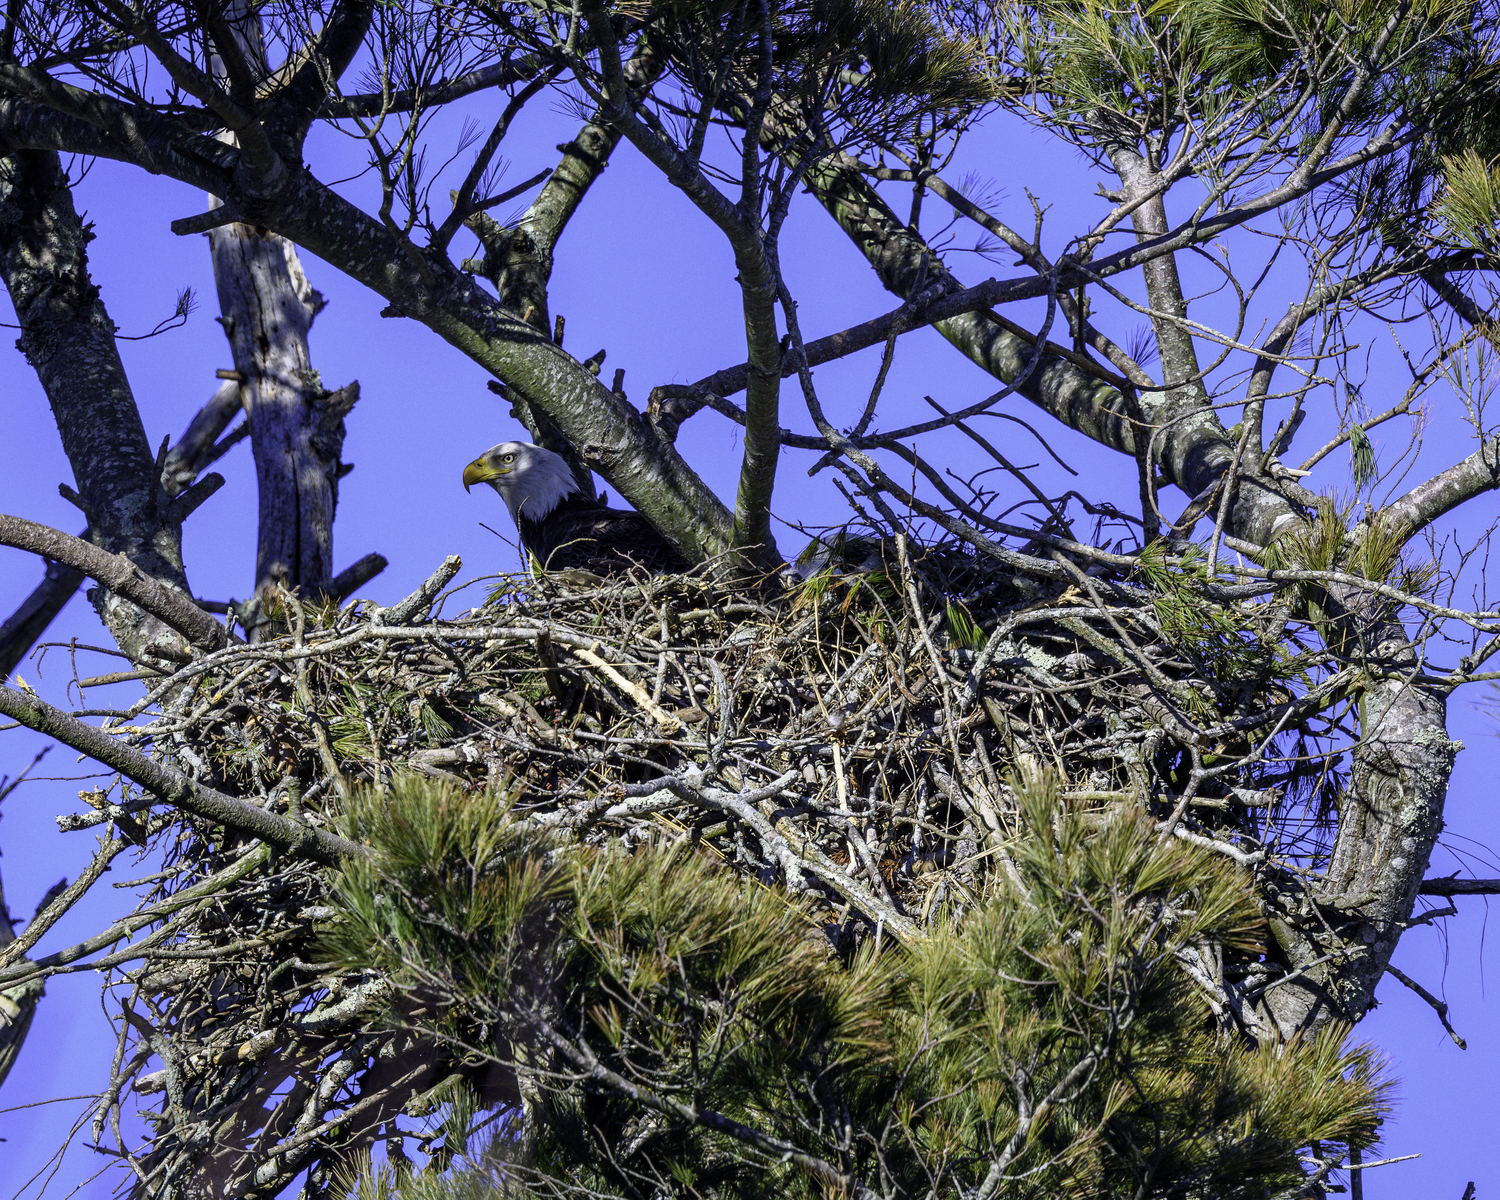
<box><xmin>0</xmin><ymin>96</ymin><xmax>740</xmax><ymax>563</ymax></box>
<box><xmin>466</xmin><ymin>44</ymin><xmax>665</xmax><ymax>496</ymax></box>
<box><xmin>0</xmin><ymin>149</ymin><xmax>195</xmax><ymax>664</ymax></box>
<box><xmin>1098</xmin><ymin>137</ymin><xmax>1223</xmax><ymax>497</ymax></box>
<box><xmin>205</xmin><ymin>2</ymin><xmax>360</xmax><ymax>636</ymax></box>
<box><xmin>208</xmin><ymin>224</ymin><xmax>356</xmax><ymax>618</ymax></box>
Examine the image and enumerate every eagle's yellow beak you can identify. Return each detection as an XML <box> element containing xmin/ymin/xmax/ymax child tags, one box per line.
<box><xmin>463</xmin><ymin>458</ymin><xmax>504</xmax><ymax>492</ymax></box>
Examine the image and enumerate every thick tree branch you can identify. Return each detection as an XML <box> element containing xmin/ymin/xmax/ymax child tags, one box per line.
<box><xmin>787</xmin><ymin>145</ymin><xmax>1311</xmax><ymax>542</ymax></box>
<box><xmin>584</xmin><ymin>3</ymin><xmax>781</xmax><ymax>560</ymax></box>
<box><xmin>777</xmin><ymin>124</ymin><xmax>1458</xmax><ymax>1047</ymax></box>
<box><xmin>0</xmin><ymin>516</ymin><xmax>225</xmax><ymax>651</ymax></box>
<box><xmin>1381</xmin><ymin>433</ymin><xmax>1500</xmax><ymax>543</ymax></box>
<box><xmin>319</xmin><ymin>57</ymin><xmax>538</xmax><ymax>119</ymax></box>
<box><xmin>1418</xmin><ymin>877</ymin><xmax>1500</xmax><ymax>896</ymax></box>
<box><xmin>210</xmin><ymin>223</ymin><xmax>357</xmax><ymax>609</ymax></box>
<box><xmin>161</xmin><ymin>380</ymin><xmax>243</xmax><ymax>498</ymax></box>
<box><xmin>468</xmin><ymin>42</ymin><xmax>661</xmax><ymax>495</ymax></box>
<box><xmin>0</xmin><ymin>684</ymin><xmax>357</xmax><ymax>864</ymax></box>
<box><xmin>0</xmin><ymin>94</ymin><xmax>1318</xmax><ymax>561</ymax></box>
<box><xmin>87</xmin><ymin>0</ymin><xmax>285</xmax><ymax>197</ymax></box>
<box><xmin>261</xmin><ymin>0</ymin><xmax>375</xmax><ymax>149</ymax></box>
<box><xmin>0</xmin><ymin>554</ymin><xmax>84</xmax><ymax>681</ymax></box>
<box><xmin>0</xmin><ymin>93</ymin><xmax>738</xmax><ymax>565</ymax></box>
<box><xmin>0</xmin><ymin>148</ymin><xmax>201</xmax><ymax>661</ymax></box>
<box><xmin>1099</xmin><ymin>136</ymin><xmax>1213</xmax><ymax>438</ymax></box>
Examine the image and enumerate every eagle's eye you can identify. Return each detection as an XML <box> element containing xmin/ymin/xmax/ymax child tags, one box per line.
<box><xmin>502</xmin><ymin>453</ymin><xmax>515</xmax><ymax>463</ymax></box>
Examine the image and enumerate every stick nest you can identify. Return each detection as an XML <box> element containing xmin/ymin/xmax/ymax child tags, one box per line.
<box><xmin>66</xmin><ymin>537</ymin><xmax>1346</xmax><ymax>1197</ymax></box>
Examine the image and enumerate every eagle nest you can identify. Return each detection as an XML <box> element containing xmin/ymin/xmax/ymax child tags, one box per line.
<box><xmin>39</xmin><ymin>536</ymin><xmax>1352</xmax><ymax>1197</ymax></box>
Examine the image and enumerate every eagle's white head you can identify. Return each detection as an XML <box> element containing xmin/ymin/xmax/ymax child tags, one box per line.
<box><xmin>462</xmin><ymin>441</ymin><xmax>582</xmax><ymax>522</ymax></box>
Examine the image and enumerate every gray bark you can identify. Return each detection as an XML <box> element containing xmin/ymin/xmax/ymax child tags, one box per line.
<box><xmin>800</xmin><ymin>148</ymin><xmax>1253</xmax><ymax>512</ymax></box>
<box><xmin>0</xmin><ymin>516</ymin><xmax>227</xmax><ymax>651</ymax></box>
<box><xmin>465</xmin><ymin>43</ymin><xmax>664</xmax><ymax>496</ymax></box>
<box><xmin>1383</xmin><ymin>432</ymin><xmax>1500</xmax><ymax>541</ymax></box>
<box><xmin>205</xmin><ymin>4</ymin><xmax>366</xmax><ymax>628</ymax></box>
<box><xmin>161</xmin><ymin>380</ymin><xmax>245</xmax><ymax>498</ymax></box>
<box><xmin>1098</xmin><ymin>137</ymin><xmax>1221</xmax><ymax>496</ymax></box>
<box><xmin>0</xmin><ymin>95</ymin><xmax>739</xmax><ymax>564</ymax></box>
<box><xmin>0</xmin><ymin>66</ymin><xmax>1465</xmax><ymax>1042</ymax></box>
<box><xmin>209</xmin><ymin>226</ymin><xmax>356</xmax><ymax>609</ymax></box>
<box><xmin>585</xmin><ymin>6</ymin><xmax>782</xmax><ymax>563</ymax></box>
<box><xmin>0</xmin><ymin>149</ymin><xmax>198</xmax><ymax>663</ymax></box>
<box><xmin>463</xmin><ymin>120</ymin><xmax>618</xmax><ymax>494</ymax></box>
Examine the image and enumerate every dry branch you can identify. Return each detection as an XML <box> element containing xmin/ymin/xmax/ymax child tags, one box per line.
<box><xmin>0</xmin><ymin>555</ymin><xmax>84</xmax><ymax>680</ymax></box>
<box><xmin>0</xmin><ymin>516</ymin><xmax>227</xmax><ymax>652</ymax></box>
<box><xmin>0</xmin><ymin>684</ymin><xmax>356</xmax><ymax>864</ymax></box>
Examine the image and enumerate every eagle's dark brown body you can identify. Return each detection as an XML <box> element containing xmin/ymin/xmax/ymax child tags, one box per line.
<box><xmin>517</xmin><ymin>492</ymin><xmax>690</xmax><ymax>576</ymax></box>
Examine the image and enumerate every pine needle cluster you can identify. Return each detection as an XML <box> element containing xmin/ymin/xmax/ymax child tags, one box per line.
<box><xmin>329</xmin><ymin>767</ymin><xmax>1387</xmax><ymax>1200</ymax></box>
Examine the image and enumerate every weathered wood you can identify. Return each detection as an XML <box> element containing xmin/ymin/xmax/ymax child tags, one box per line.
<box><xmin>209</xmin><ymin>227</ymin><xmax>354</xmax><ymax>603</ymax></box>
<box><xmin>206</xmin><ymin>3</ymin><xmax>362</xmax><ymax>631</ymax></box>
<box><xmin>161</xmin><ymin>379</ymin><xmax>243</xmax><ymax>497</ymax></box>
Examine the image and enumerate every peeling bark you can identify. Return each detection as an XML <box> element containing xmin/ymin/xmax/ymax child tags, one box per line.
<box><xmin>209</xmin><ymin>226</ymin><xmax>354</xmax><ymax>603</ymax></box>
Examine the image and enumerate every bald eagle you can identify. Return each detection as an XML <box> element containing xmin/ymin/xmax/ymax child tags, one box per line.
<box><xmin>463</xmin><ymin>441</ymin><xmax>690</xmax><ymax>576</ymax></box>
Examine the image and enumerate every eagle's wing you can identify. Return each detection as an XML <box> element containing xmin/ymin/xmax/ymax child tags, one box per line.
<box><xmin>523</xmin><ymin>497</ymin><xmax>690</xmax><ymax>576</ymax></box>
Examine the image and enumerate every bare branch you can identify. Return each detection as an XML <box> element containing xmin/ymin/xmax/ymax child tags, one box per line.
<box><xmin>1418</xmin><ymin>877</ymin><xmax>1500</xmax><ymax>896</ymax></box>
<box><xmin>162</xmin><ymin>380</ymin><xmax>242</xmax><ymax>498</ymax></box>
<box><xmin>1386</xmin><ymin>964</ymin><xmax>1466</xmax><ymax>1050</ymax></box>
<box><xmin>0</xmin><ymin>516</ymin><xmax>225</xmax><ymax>651</ymax></box>
<box><xmin>319</xmin><ymin>57</ymin><xmax>537</xmax><ymax>119</ymax></box>
<box><xmin>1423</xmin><ymin>270</ymin><xmax>1500</xmax><ymax>354</ymax></box>
<box><xmin>325</xmin><ymin>553</ymin><xmax>389</xmax><ymax>602</ymax></box>
<box><xmin>0</xmin><ymin>683</ymin><xmax>358</xmax><ymax>864</ymax></box>
<box><xmin>1381</xmin><ymin>433</ymin><xmax>1500</xmax><ymax>543</ymax></box>
<box><xmin>0</xmin><ymin>554</ymin><xmax>84</xmax><ymax>681</ymax></box>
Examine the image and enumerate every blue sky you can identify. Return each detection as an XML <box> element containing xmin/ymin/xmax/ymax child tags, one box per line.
<box><xmin>1</xmin><ymin>81</ymin><xmax>1497</xmax><ymax>1198</ymax></box>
